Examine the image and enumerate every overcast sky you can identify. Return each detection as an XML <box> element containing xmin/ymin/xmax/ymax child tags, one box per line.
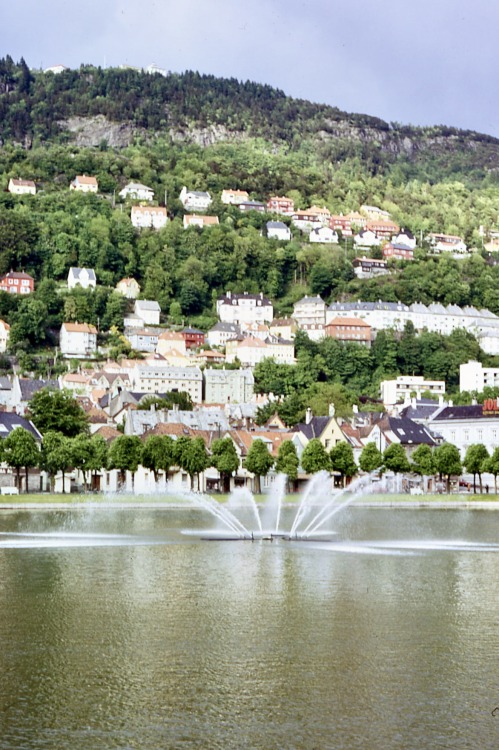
<box><xmin>4</xmin><ymin>0</ymin><xmax>498</xmax><ymax>137</ymax></box>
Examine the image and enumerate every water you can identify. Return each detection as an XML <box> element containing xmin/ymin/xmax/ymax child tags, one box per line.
<box><xmin>1</xmin><ymin>505</ymin><xmax>499</xmax><ymax>748</ymax></box>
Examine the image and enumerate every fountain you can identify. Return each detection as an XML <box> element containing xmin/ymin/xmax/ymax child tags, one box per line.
<box><xmin>176</xmin><ymin>471</ymin><xmax>373</xmax><ymax>541</ymax></box>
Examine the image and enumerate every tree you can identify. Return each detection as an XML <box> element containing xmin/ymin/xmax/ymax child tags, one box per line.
<box><xmin>108</xmin><ymin>435</ymin><xmax>143</xmax><ymax>489</ymax></box>
<box><xmin>141</xmin><ymin>434</ymin><xmax>176</xmax><ymax>483</ymax></box>
<box><xmin>330</xmin><ymin>442</ymin><xmax>357</xmax><ymax>487</ymax></box>
<box><xmin>71</xmin><ymin>433</ymin><xmax>108</xmax><ymax>492</ymax></box>
<box><xmin>41</xmin><ymin>431</ymin><xmax>73</xmax><ymax>493</ymax></box>
<box><xmin>28</xmin><ymin>388</ymin><xmax>89</xmax><ymax>437</ymax></box>
<box><xmin>301</xmin><ymin>438</ymin><xmax>330</xmax><ymax>475</ymax></box>
<box><xmin>8</xmin><ymin>298</ymin><xmax>48</xmax><ymax>351</ymax></box>
<box><xmin>2</xmin><ymin>428</ymin><xmax>39</xmax><ymax>493</ymax></box>
<box><xmin>275</xmin><ymin>440</ymin><xmax>299</xmax><ymax>491</ymax></box>
<box><xmin>211</xmin><ymin>437</ymin><xmax>240</xmax><ymax>493</ymax></box>
<box><xmin>434</xmin><ymin>443</ymin><xmax>462</xmax><ymax>493</ymax></box>
<box><xmin>484</xmin><ymin>446</ymin><xmax>499</xmax><ymax>493</ymax></box>
<box><xmin>463</xmin><ymin>443</ymin><xmax>489</xmax><ymax>493</ymax></box>
<box><xmin>359</xmin><ymin>442</ymin><xmax>383</xmax><ymax>473</ymax></box>
<box><xmin>181</xmin><ymin>437</ymin><xmax>209</xmax><ymax>490</ymax></box>
<box><xmin>411</xmin><ymin>444</ymin><xmax>435</xmax><ymax>492</ymax></box>
<box><xmin>244</xmin><ymin>438</ymin><xmax>274</xmax><ymax>494</ymax></box>
<box><xmin>383</xmin><ymin>443</ymin><xmax>410</xmax><ymax>475</ymax></box>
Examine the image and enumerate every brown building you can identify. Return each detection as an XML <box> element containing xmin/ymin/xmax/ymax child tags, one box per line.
<box><xmin>324</xmin><ymin>317</ymin><xmax>372</xmax><ymax>345</ymax></box>
<box><xmin>181</xmin><ymin>327</ymin><xmax>205</xmax><ymax>349</ymax></box>
<box><xmin>0</xmin><ymin>271</ymin><xmax>35</xmax><ymax>295</ymax></box>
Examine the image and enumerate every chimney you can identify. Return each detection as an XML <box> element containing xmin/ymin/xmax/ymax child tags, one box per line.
<box><xmin>448</xmin><ymin>399</ymin><xmax>453</xmax><ymax>407</ymax></box>
<box><xmin>329</xmin><ymin>403</ymin><xmax>335</xmax><ymax>417</ymax></box>
<box><xmin>305</xmin><ymin>407</ymin><xmax>313</xmax><ymax>425</ymax></box>
<box><xmin>438</xmin><ymin>394</ymin><xmax>444</xmax><ymax>406</ymax></box>
<box><xmin>352</xmin><ymin>404</ymin><xmax>359</xmax><ymax>414</ymax></box>
<box><xmin>472</xmin><ymin>397</ymin><xmax>477</xmax><ymax>406</ymax></box>
<box><xmin>411</xmin><ymin>396</ymin><xmax>417</xmax><ymax>409</ymax></box>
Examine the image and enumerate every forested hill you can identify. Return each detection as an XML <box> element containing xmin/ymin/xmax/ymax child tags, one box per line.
<box><xmin>2</xmin><ymin>56</ymin><xmax>499</xmax><ymax>182</ymax></box>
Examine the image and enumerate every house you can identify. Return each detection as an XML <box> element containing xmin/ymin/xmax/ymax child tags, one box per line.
<box><xmin>183</xmin><ymin>214</ymin><xmax>219</xmax><ymax>229</ymax></box>
<box><xmin>8</xmin><ymin>178</ymin><xmax>36</xmax><ymax>195</ymax></box>
<box><xmin>383</xmin><ymin>243</ymin><xmax>415</xmax><ymax>261</ymax></box>
<box><xmin>324</xmin><ymin>317</ymin><xmax>372</xmax><ymax>345</ymax></box>
<box><xmin>204</xmin><ymin>368</ymin><xmax>255</xmax><ymax>404</ymax></box>
<box><xmin>179</xmin><ymin>186</ymin><xmax>212</xmax><ymax>211</ymax></box>
<box><xmin>270</xmin><ymin>318</ymin><xmax>297</xmax><ymax>340</ymax></box>
<box><xmin>181</xmin><ymin>327</ymin><xmax>205</xmax><ymax>349</ymax></box>
<box><xmin>393</xmin><ymin>229</ymin><xmax>416</xmax><ymax>249</ymax></box>
<box><xmin>366</xmin><ymin>220</ymin><xmax>400</xmax><ymax>240</ymax></box>
<box><xmin>193</xmin><ymin>349</ymin><xmax>226</xmax><ymax>366</ymax></box>
<box><xmin>352</xmin><ymin>257</ymin><xmax>388</xmax><ymax>278</ymax></box>
<box><xmin>207</xmin><ymin>322</ymin><xmax>241</xmax><ymax>348</ymax></box>
<box><xmin>264</xmin><ymin>336</ymin><xmax>295</xmax><ymax>364</ymax></box>
<box><xmin>346</xmin><ymin>212</ymin><xmax>368</xmax><ymax>229</ymax></box>
<box><xmin>309</xmin><ymin>226</ymin><xmax>339</xmax><ymax>244</ymax></box>
<box><xmin>134</xmin><ymin>300</ymin><xmax>161</xmax><ymax>326</ymax></box>
<box><xmin>266</xmin><ymin>221</ymin><xmax>291</xmax><ymax>241</ymax></box>
<box><xmin>0</xmin><ymin>271</ymin><xmax>35</xmax><ymax>295</ymax></box>
<box><xmin>221</xmin><ymin>189</ymin><xmax>250</xmax><ymax>205</ymax></box>
<box><xmin>119</xmin><ymin>182</ymin><xmax>154</xmax><ymax>201</ymax></box>
<box><xmin>116</xmin><ymin>278</ymin><xmax>140</xmax><ymax>299</ymax></box>
<box><xmin>124</xmin><ymin>328</ymin><xmax>160</xmax><ymax>353</ymax></box>
<box><xmin>44</xmin><ymin>64</ymin><xmax>68</xmax><ymax>74</ymax></box>
<box><xmin>460</xmin><ymin>360</ymin><xmax>499</xmax><ymax>392</ymax></box>
<box><xmin>361</xmin><ymin>205</ymin><xmax>392</xmax><ymax>221</ymax></box>
<box><xmin>427</xmin><ymin>233</ymin><xmax>468</xmax><ymax>254</ymax></box>
<box><xmin>225</xmin><ymin>336</ymin><xmax>268</xmax><ymax>366</ymax></box>
<box><xmin>145</xmin><ymin>63</ymin><xmax>167</xmax><ymax>76</ymax></box>
<box><xmin>0</xmin><ymin>377</ymin><xmax>14</xmax><ymax>410</ymax></box>
<box><xmin>60</xmin><ymin>322</ymin><xmax>98</xmax><ymax>357</ymax></box>
<box><xmin>366</xmin><ymin>415</ymin><xmax>438</xmax><ymax>456</ymax></box>
<box><xmin>238</xmin><ymin>201</ymin><xmax>266</xmax><ymax>213</ymax></box>
<box><xmin>130</xmin><ymin>364</ymin><xmax>203</xmax><ymax>402</ymax></box>
<box><xmin>354</xmin><ymin>229</ymin><xmax>380</xmax><ymax>248</ymax></box>
<box><xmin>295</xmin><ymin>410</ymin><xmax>346</xmax><ymax>451</ymax></box>
<box><xmin>156</xmin><ymin>331</ymin><xmax>187</xmax><ymax>357</ymax></box>
<box><xmin>11</xmin><ymin>376</ymin><xmax>60</xmax><ymax>416</ymax></box>
<box><xmin>131</xmin><ymin>205</ymin><xmax>167</xmax><ymax>230</ymax></box>
<box><xmin>380</xmin><ymin>375</ymin><xmax>446</xmax><ymax>407</ymax></box>
<box><xmin>0</xmin><ymin>320</ymin><xmax>9</xmax><ymax>352</ymax></box>
<box><xmin>308</xmin><ymin>206</ymin><xmax>331</xmax><ymax>223</ymax></box>
<box><xmin>67</xmin><ymin>267</ymin><xmax>96</xmax><ymax>290</ymax></box>
<box><xmin>428</xmin><ymin>402</ymin><xmax>499</xmax><ymax>459</ymax></box>
<box><xmin>70</xmin><ymin>175</ymin><xmax>98</xmax><ymax>193</ymax></box>
<box><xmin>291</xmin><ymin>211</ymin><xmax>323</xmax><ymax>232</ymax></box>
<box><xmin>217</xmin><ymin>292</ymin><xmax>274</xmax><ymax>325</ymax></box>
<box><xmin>267</xmin><ymin>196</ymin><xmax>294</xmax><ymax>215</ymax></box>
<box><xmin>241</xmin><ymin>322</ymin><xmax>271</xmax><ymax>341</ymax></box>
<box><xmin>293</xmin><ymin>296</ymin><xmax>326</xmax><ymax>327</ymax></box>
<box><xmin>329</xmin><ymin>214</ymin><xmax>352</xmax><ymax>236</ymax></box>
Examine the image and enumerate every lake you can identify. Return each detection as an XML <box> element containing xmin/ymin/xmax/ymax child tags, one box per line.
<box><xmin>1</xmin><ymin>504</ymin><xmax>499</xmax><ymax>749</ymax></box>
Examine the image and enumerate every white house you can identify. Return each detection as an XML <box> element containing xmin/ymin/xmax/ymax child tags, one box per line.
<box><xmin>354</xmin><ymin>229</ymin><xmax>380</xmax><ymax>247</ymax></box>
<box><xmin>0</xmin><ymin>320</ymin><xmax>10</xmax><ymax>352</ymax></box>
<box><xmin>293</xmin><ymin>296</ymin><xmax>326</xmax><ymax>327</ymax></box>
<box><xmin>221</xmin><ymin>189</ymin><xmax>249</xmax><ymax>205</ymax></box>
<box><xmin>130</xmin><ymin>364</ymin><xmax>203</xmax><ymax>401</ymax></box>
<box><xmin>183</xmin><ymin>214</ymin><xmax>219</xmax><ymax>229</ymax></box>
<box><xmin>393</xmin><ymin>229</ymin><xmax>416</xmax><ymax>249</ymax></box>
<box><xmin>266</xmin><ymin>221</ymin><xmax>291</xmax><ymax>241</ymax></box>
<box><xmin>309</xmin><ymin>226</ymin><xmax>339</xmax><ymax>244</ymax></box>
<box><xmin>207</xmin><ymin>322</ymin><xmax>241</xmax><ymax>348</ymax></box>
<box><xmin>217</xmin><ymin>292</ymin><xmax>274</xmax><ymax>325</ymax></box>
<box><xmin>204</xmin><ymin>368</ymin><xmax>254</xmax><ymax>404</ymax></box>
<box><xmin>134</xmin><ymin>300</ymin><xmax>161</xmax><ymax>326</ymax></box>
<box><xmin>179</xmin><ymin>186</ymin><xmax>212</xmax><ymax>211</ymax></box>
<box><xmin>44</xmin><ymin>64</ymin><xmax>68</xmax><ymax>74</ymax></box>
<box><xmin>119</xmin><ymin>183</ymin><xmax>154</xmax><ymax>201</ymax></box>
<box><xmin>67</xmin><ymin>268</ymin><xmax>97</xmax><ymax>290</ymax></box>
<box><xmin>70</xmin><ymin>175</ymin><xmax>98</xmax><ymax>193</ymax></box>
<box><xmin>380</xmin><ymin>376</ymin><xmax>446</xmax><ymax>407</ymax></box>
<box><xmin>60</xmin><ymin>322</ymin><xmax>98</xmax><ymax>357</ymax></box>
<box><xmin>131</xmin><ymin>205</ymin><xmax>167</xmax><ymax>230</ymax></box>
<box><xmin>116</xmin><ymin>278</ymin><xmax>140</xmax><ymax>299</ymax></box>
<box><xmin>8</xmin><ymin>178</ymin><xmax>36</xmax><ymax>195</ymax></box>
<box><xmin>460</xmin><ymin>360</ymin><xmax>499</xmax><ymax>392</ymax></box>
<box><xmin>428</xmin><ymin>404</ymin><xmax>499</xmax><ymax>460</ymax></box>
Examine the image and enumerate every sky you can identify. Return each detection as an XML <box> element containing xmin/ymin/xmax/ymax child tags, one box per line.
<box><xmin>4</xmin><ymin>0</ymin><xmax>499</xmax><ymax>137</ymax></box>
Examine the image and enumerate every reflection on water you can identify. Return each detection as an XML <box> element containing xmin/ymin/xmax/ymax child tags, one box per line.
<box><xmin>0</xmin><ymin>507</ymin><xmax>499</xmax><ymax>749</ymax></box>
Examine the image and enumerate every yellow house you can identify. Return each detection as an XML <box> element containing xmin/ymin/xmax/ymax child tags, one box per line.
<box><xmin>296</xmin><ymin>409</ymin><xmax>345</xmax><ymax>450</ymax></box>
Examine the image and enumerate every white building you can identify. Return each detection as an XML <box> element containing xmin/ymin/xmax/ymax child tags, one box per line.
<box><xmin>67</xmin><ymin>268</ymin><xmax>97</xmax><ymax>290</ymax></box>
<box><xmin>130</xmin><ymin>364</ymin><xmax>203</xmax><ymax>402</ymax></box>
<box><xmin>393</xmin><ymin>229</ymin><xmax>416</xmax><ymax>249</ymax></box>
<box><xmin>119</xmin><ymin>183</ymin><xmax>154</xmax><ymax>201</ymax></box>
<box><xmin>131</xmin><ymin>205</ymin><xmax>167</xmax><ymax>230</ymax></box>
<box><xmin>428</xmin><ymin>404</ymin><xmax>499</xmax><ymax>460</ymax></box>
<box><xmin>204</xmin><ymin>368</ymin><xmax>254</xmax><ymax>404</ymax></box>
<box><xmin>8</xmin><ymin>178</ymin><xmax>36</xmax><ymax>195</ymax></box>
<box><xmin>134</xmin><ymin>300</ymin><xmax>161</xmax><ymax>326</ymax></box>
<box><xmin>221</xmin><ymin>189</ymin><xmax>249</xmax><ymax>205</ymax></box>
<box><xmin>0</xmin><ymin>320</ymin><xmax>10</xmax><ymax>352</ymax></box>
<box><xmin>207</xmin><ymin>322</ymin><xmax>241</xmax><ymax>348</ymax></box>
<box><xmin>309</xmin><ymin>226</ymin><xmax>338</xmax><ymax>244</ymax></box>
<box><xmin>381</xmin><ymin>376</ymin><xmax>446</xmax><ymax>407</ymax></box>
<box><xmin>179</xmin><ymin>187</ymin><xmax>212</xmax><ymax>211</ymax></box>
<box><xmin>460</xmin><ymin>360</ymin><xmax>499</xmax><ymax>392</ymax></box>
<box><xmin>70</xmin><ymin>175</ymin><xmax>98</xmax><ymax>193</ymax></box>
<box><xmin>293</xmin><ymin>296</ymin><xmax>326</xmax><ymax>327</ymax></box>
<box><xmin>60</xmin><ymin>322</ymin><xmax>97</xmax><ymax>357</ymax></box>
<box><xmin>125</xmin><ymin>328</ymin><xmax>160</xmax><ymax>353</ymax></box>
<box><xmin>266</xmin><ymin>221</ymin><xmax>291</xmax><ymax>241</ymax></box>
<box><xmin>116</xmin><ymin>278</ymin><xmax>140</xmax><ymax>299</ymax></box>
<box><xmin>217</xmin><ymin>292</ymin><xmax>274</xmax><ymax>325</ymax></box>
<box><xmin>183</xmin><ymin>214</ymin><xmax>219</xmax><ymax>229</ymax></box>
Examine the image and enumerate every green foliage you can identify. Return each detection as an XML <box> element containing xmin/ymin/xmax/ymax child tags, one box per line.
<box><xmin>28</xmin><ymin>388</ymin><xmax>89</xmax><ymax>437</ymax></box>
<box><xmin>359</xmin><ymin>442</ymin><xmax>383</xmax><ymax>473</ymax></box>
<box><xmin>434</xmin><ymin>443</ymin><xmax>462</xmax><ymax>492</ymax></box>
<box><xmin>141</xmin><ymin>434</ymin><xmax>176</xmax><ymax>481</ymax></box>
<box><xmin>2</xmin><ymin>427</ymin><xmax>39</xmax><ymax>492</ymax></box>
<box><xmin>463</xmin><ymin>443</ymin><xmax>489</xmax><ymax>492</ymax></box>
<box><xmin>411</xmin><ymin>444</ymin><xmax>435</xmax><ymax>476</ymax></box>
<box><xmin>244</xmin><ymin>438</ymin><xmax>274</xmax><ymax>494</ymax></box>
<box><xmin>108</xmin><ymin>435</ymin><xmax>143</xmax><ymax>484</ymax></box>
<box><xmin>180</xmin><ymin>436</ymin><xmax>209</xmax><ymax>490</ymax></box>
<box><xmin>139</xmin><ymin>391</ymin><xmax>193</xmax><ymax>411</ymax></box>
<box><xmin>330</xmin><ymin>442</ymin><xmax>357</xmax><ymax>486</ymax></box>
<box><xmin>383</xmin><ymin>443</ymin><xmax>410</xmax><ymax>475</ymax></box>
<box><xmin>301</xmin><ymin>438</ymin><xmax>330</xmax><ymax>475</ymax></box>
<box><xmin>41</xmin><ymin>430</ymin><xmax>73</xmax><ymax>492</ymax></box>
<box><xmin>275</xmin><ymin>440</ymin><xmax>299</xmax><ymax>483</ymax></box>
<box><xmin>211</xmin><ymin>437</ymin><xmax>240</xmax><ymax>492</ymax></box>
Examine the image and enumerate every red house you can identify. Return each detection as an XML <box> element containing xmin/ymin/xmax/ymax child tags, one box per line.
<box><xmin>324</xmin><ymin>317</ymin><xmax>372</xmax><ymax>345</ymax></box>
<box><xmin>383</xmin><ymin>243</ymin><xmax>414</xmax><ymax>261</ymax></box>
<box><xmin>181</xmin><ymin>327</ymin><xmax>205</xmax><ymax>349</ymax></box>
<box><xmin>267</xmin><ymin>196</ymin><xmax>295</xmax><ymax>215</ymax></box>
<box><xmin>0</xmin><ymin>271</ymin><xmax>35</xmax><ymax>295</ymax></box>
<box><xmin>329</xmin><ymin>215</ymin><xmax>352</xmax><ymax>236</ymax></box>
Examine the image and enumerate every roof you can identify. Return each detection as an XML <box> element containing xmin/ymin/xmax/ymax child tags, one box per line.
<box><xmin>386</xmin><ymin>416</ymin><xmax>437</xmax><ymax>445</ymax></box>
<box><xmin>93</xmin><ymin>425</ymin><xmax>122</xmax><ymax>443</ymax></box>
<box><xmin>131</xmin><ymin>205</ymin><xmax>166</xmax><ymax>215</ymax></box>
<box><xmin>182</xmin><ymin>327</ymin><xmax>204</xmax><ymax>335</ymax></box>
<box><xmin>218</xmin><ymin>292</ymin><xmax>272</xmax><ymax>306</ymax></box>
<box><xmin>10</xmin><ymin>179</ymin><xmax>36</xmax><ymax>187</ymax></box>
<box><xmin>295</xmin><ymin>416</ymin><xmax>331</xmax><ymax>440</ymax></box>
<box><xmin>184</xmin><ymin>189</ymin><xmax>211</xmax><ymax>198</ymax></box>
<box><xmin>158</xmin><ymin>331</ymin><xmax>184</xmax><ymax>341</ymax></box>
<box><xmin>18</xmin><ymin>378</ymin><xmax>60</xmax><ymax>401</ymax></box>
<box><xmin>267</xmin><ymin>221</ymin><xmax>289</xmax><ymax>230</ymax></box>
<box><xmin>120</xmin><ymin>182</ymin><xmax>153</xmax><ymax>192</ymax></box>
<box><xmin>0</xmin><ymin>271</ymin><xmax>34</xmax><ymax>281</ymax></box>
<box><xmin>326</xmin><ymin>317</ymin><xmax>371</xmax><ymax>327</ymax></box>
<box><xmin>135</xmin><ymin>300</ymin><xmax>161</xmax><ymax>311</ymax></box>
<box><xmin>184</xmin><ymin>214</ymin><xmax>219</xmax><ymax>226</ymax></box>
<box><xmin>73</xmin><ymin>175</ymin><xmax>97</xmax><ymax>185</ymax></box>
<box><xmin>62</xmin><ymin>322</ymin><xmax>97</xmax><ymax>334</ymax></box>
<box><xmin>432</xmin><ymin>405</ymin><xmax>484</xmax><ymax>421</ymax></box>
<box><xmin>209</xmin><ymin>322</ymin><xmax>241</xmax><ymax>333</ymax></box>
<box><xmin>0</xmin><ymin>413</ymin><xmax>42</xmax><ymax>441</ymax></box>
<box><xmin>69</xmin><ymin>267</ymin><xmax>96</xmax><ymax>281</ymax></box>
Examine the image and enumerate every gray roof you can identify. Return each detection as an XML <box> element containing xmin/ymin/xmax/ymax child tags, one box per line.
<box><xmin>295</xmin><ymin>416</ymin><xmax>331</xmax><ymax>440</ymax></box>
<box><xmin>387</xmin><ymin>416</ymin><xmax>437</xmax><ymax>445</ymax></box>
<box><xmin>209</xmin><ymin>322</ymin><xmax>241</xmax><ymax>333</ymax></box>
<box><xmin>185</xmin><ymin>189</ymin><xmax>211</xmax><ymax>198</ymax></box>
<box><xmin>204</xmin><ymin>368</ymin><xmax>254</xmax><ymax>383</ymax></box>
<box><xmin>431</xmin><ymin>405</ymin><xmax>484</xmax><ymax>421</ymax></box>
<box><xmin>296</xmin><ymin>295</ymin><xmax>325</xmax><ymax>305</ymax></box>
<box><xmin>166</xmin><ymin>408</ymin><xmax>229</xmax><ymax>431</ymax></box>
<box><xmin>267</xmin><ymin>221</ymin><xmax>288</xmax><ymax>230</ymax></box>
<box><xmin>69</xmin><ymin>267</ymin><xmax>96</xmax><ymax>281</ymax></box>
<box><xmin>135</xmin><ymin>300</ymin><xmax>161</xmax><ymax>312</ymax></box>
<box><xmin>0</xmin><ymin>413</ymin><xmax>42</xmax><ymax>440</ymax></box>
<box><xmin>0</xmin><ymin>377</ymin><xmax>12</xmax><ymax>391</ymax></box>
<box><xmin>19</xmin><ymin>378</ymin><xmax>60</xmax><ymax>401</ymax></box>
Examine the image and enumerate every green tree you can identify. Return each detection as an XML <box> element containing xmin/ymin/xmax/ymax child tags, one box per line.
<box><xmin>41</xmin><ymin>431</ymin><xmax>73</xmax><ymax>493</ymax></box>
<box><xmin>108</xmin><ymin>435</ymin><xmax>143</xmax><ymax>489</ymax></box>
<box><xmin>359</xmin><ymin>442</ymin><xmax>383</xmax><ymax>473</ymax></box>
<box><xmin>275</xmin><ymin>440</ymin><xmax>299</xmax><ymax>491</ymax></box>
<box><xmin>141</xmin><ymin>434</ymin><xmax>176</xmax><ymax>482</ymax></box>
<box><xmin>463</xmin><ymin>443</ymin><xmax>489</xmax><ymax>493</ymax></box>
<box><xmin>2</xmin><ymin>427</ymin><xmax>39</xmax><ymax>493</ymax></box>
<box><xmin>383</xmin><ymin>443</ymin><xmax>410</xmax><ymax>475</ymax></box>
<box><xmin>330</xmin><ymin>441</ymin><xmax>357</xmax><ymax>487</ymax></box>
<box><xmin>300</xmin><ymin>438</ymin><xmax>330</xmax><ymax>475</ymax></box>
<box><xmin>434</xmin><ymin>443</ymin><xmax>462</xmax><ymax>493</ymax></box>
<box><xmin>244</xmin><ymin>438</ymin><xmax>274</xmax><ymax>494</ymax></box>
<box><xmin>70</xmin><ymin>433</ymin><xmax>108</xmax><ymax>492</ymax></box>
<box><xmin>8</xmin><ymin>298</ymin><xmax>48</xmax><ymax>351</ymax></box>
<box><xmin>211</xmin><ymin>437</ymin><xmax>240</xmax><ymax>493</ymax></box>
<box><xmin>28</xmin><ymin>388</ymin><xmax>89</xmax><ymax>437</ymax></box>
<box><xmin>484</xmin><ymin>446</ymin><xmax>499</xmax><ymax>493</ymax></box>
<box><xmin>181</xmin><ymin>436</ymin><xmax>209</xmax><ymax>490</ymax></box>
<box><xmin>411</xmin><ymin>444</ymin><xmax>435</xmax><ymax>491</ymax></box>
